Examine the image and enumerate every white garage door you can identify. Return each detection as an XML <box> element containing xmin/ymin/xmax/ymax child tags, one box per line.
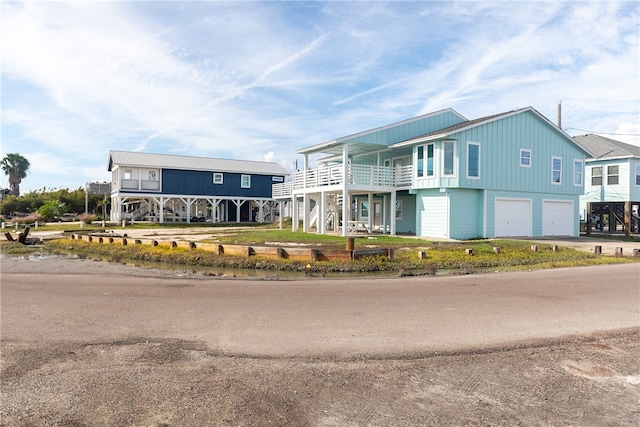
<box><xmin>542</xmin><ymin>200</ymin><xmax>574</xmax><ymax>236</ymax></box>
<box><xmin>495</xmin><ymin>198</ymin><xmax>532</xmax><ymax>237</ymax></box>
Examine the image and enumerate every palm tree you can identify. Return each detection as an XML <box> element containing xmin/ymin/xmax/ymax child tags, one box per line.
<box><xmin>1</xmin><ymin>153</ymin><xmax>30</xmax><ymax>196</ymax></box>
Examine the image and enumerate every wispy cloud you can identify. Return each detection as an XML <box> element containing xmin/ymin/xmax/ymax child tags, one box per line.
<box><xmin>1</xmin><ymin>0</ymin><xmax>638</xmax><ymax>191</ymax></box>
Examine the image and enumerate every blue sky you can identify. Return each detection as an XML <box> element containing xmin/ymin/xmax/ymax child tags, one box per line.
<box><xmin>2</xmin><ymin>0</ymin><xmax>639</xmax><ymax>192</ymax></box>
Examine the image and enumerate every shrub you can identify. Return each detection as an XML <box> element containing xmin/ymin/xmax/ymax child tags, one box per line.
<box><xmin>38</xmin><ymin>200</ymin><xmax>66</xmax><ymax>221</ymax></box>
<box><xmin>77</xmin><ymin>213</ymin><xmax>98</xmax><ymax>224</ymax></box>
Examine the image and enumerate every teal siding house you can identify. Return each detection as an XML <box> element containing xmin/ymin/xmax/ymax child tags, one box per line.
<box><xmin>274</xmin><ymin>107</ymin><xmax>590</xmax><ymax>239</ymax></box>
<box><xmin>573</xmin><ymin>134</ymin><xmax>640</xmax><ymax>235</ymax></box>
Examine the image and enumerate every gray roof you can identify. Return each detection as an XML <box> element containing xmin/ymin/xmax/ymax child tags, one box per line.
<box><xmin>573</xmin><ymin>134</ymin><xmax>640</xmax><ymax>159</ymax></box>
<box><xmin>391</xmin><ymin>107</ymin><xmax>584</xmax><ymax>152</ymax></box>
<box><xmin>108</xmin><ymin>150</ymin><xmax>289</xmax><ymax>176</ymax></box>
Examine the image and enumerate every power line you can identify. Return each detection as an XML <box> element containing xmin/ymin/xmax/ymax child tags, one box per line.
<box><xmin>564</xmin><ymin>127</ymin><xmax>640</xmax><ymax>136</ymax></box>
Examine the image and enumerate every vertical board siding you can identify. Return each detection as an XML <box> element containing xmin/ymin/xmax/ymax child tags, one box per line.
<box><xmin>448</xmin><ymin>189</ymin><xmax>483</xmax><ymax>239</ymax></box>
<box><xmin>415</xmin><ymin>189</ymin><xmax>449</xmax><ymax>238</ymax></box>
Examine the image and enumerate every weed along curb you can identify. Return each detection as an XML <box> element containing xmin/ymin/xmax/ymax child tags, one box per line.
<box><xmin>68</xmin><ymin>233</ymin><xmax>394</xmax><ymax>262</ymax></box>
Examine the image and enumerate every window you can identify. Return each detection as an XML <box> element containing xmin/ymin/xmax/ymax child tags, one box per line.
<box><xmin>467</xmin><ymin>142</ymin><xmax>480</xmax><ymax>179</ymax></box>
<box><xmin>591</xmin><ymin>166</ymin><xmax>602</xmax><ymax>186</ymax></box>
<box><xmin>443</xmin><ymin>141</ymin><xmax>455</xmax><ymax>176</ymax></box>
<box><xmin>272</xmin><ymin>176</ymin><xmax>284</xmax><ymax>182</ymax></box>
<box><xmin>395</xmin><ymin>200</ymin><xmax>403</xmax><ymax>219</ymax></box>
<box><xmin>213</xmin><ymin>173</ymin><xmax>223</xmax><ymax>184</ymax></box>
<box><xmin>520</xmin><ymin>149</ymin><xmax>531</xmax><ymax>167</ymax></box>
<box><xmin>148</xmin><ymin>171</ymin><xmax>157</xmax><ymax>181</ymax></box>
<box><xmin>552</xmin><ymin>157</ymin><xmax>562</xmax><ymax>184</ymax></box>
<box><xmin>573</xmin><ymin>160</ymin><xmax>583</xmax><ymax>186</ymax></box>
<box><xmin>241</xmin><ymin>174</ymin><xmax>251</xmax><ymax>188</ymax></box>
<box><xmin>636</xmin><ymin>164</ymin><xmax>640</xmax><ymax>186</ymax></box>
<box><xmin>607</xmin><ymin>165</ymin><xmax>619</xmax><ymax>185</ymax></box>
<box><xmin>124</xmin><ymin>169</ymin><xmax>132</xmax><ymax>180</ymax></box>
<box><xmin>417</xmin><ymin>146</ymin><xmax>424</xmax><ymax>177</ymax></box>
<box><xmin>360</xmin><ymin>201</ymin><xmax>369</xmax><ymax>219</ymax></box>
<box><xmin>426</xmin><ymin>144</ymin><xmax>434</xmax><ymax>176</ymax></box>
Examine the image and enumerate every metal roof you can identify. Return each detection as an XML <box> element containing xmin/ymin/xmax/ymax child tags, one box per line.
<box><xmin>108</xmin><ymin>150</ymin><xmax>289</xmax><ymax>176</ymax></box>
<box><xmin>573</xmin><ymin>134</ymin><xmax>640</xmax><ymax>160</ymax></box>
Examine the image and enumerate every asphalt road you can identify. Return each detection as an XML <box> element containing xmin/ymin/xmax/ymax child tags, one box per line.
<box><xmin>2</xmin><ymin>262</ymin><xmax>638</xmax><ymax>358</ymax></box>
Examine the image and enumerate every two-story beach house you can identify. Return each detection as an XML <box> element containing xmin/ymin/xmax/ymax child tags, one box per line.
<box><xmin>573</xmin><ymin>134</ymin><xmax>640</xmax><ymax>235</ymax></box>
<box><xmin>273</xmin><ymin>107</ymin><xmax>591</xmax><ymax>239</ymax></box>
<box><xmin>108</xmin><ymin>150</ymin><xmax>288</xmax><ymax>224</ymax></box>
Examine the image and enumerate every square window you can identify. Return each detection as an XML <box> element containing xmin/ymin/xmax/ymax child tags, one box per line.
<box><xmin>241</xmin><ymin>174</ymin><xmax>251</xmax><ymax>188</ymax></box>
<box><xmin>124</xmin><ymin>169</ymin><xmax>132</xmax><ymax>180</ymax></box>
<box><xmin>213</xmin><ymin>173</ymin><xmax>223</xmax><ymax>184</ymax></box>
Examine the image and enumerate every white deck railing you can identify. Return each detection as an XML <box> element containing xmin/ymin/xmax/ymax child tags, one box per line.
<box><xmin>272</xmin><ymin>164</ymin><xmax>413</xmax><ymax>198</ymax></box>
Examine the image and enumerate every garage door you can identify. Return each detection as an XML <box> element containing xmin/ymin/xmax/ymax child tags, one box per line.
<box><xmin>542</xmin><ymin>200</ymin><xmax>574</xmax><ymax>236</ymax></box>
<box><xmin>495</xmin><ymin>198</ymin><xmax>532</xmax><ymax>237</ymax></box>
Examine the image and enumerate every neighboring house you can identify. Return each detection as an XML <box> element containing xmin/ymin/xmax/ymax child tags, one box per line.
<box><xmin>108</xmin><ymin>150</ymin><xmax>288</xmax><ymax>223</ymax></box>
<box><xmin>273</xmin><ymin>107</ymin><xmax>590</xmax><ymax>239</ymax></box>
<box><xmin>573</xmin><ymin>134</ymin><xmax>640</xmax><ymax>235</ymax></box>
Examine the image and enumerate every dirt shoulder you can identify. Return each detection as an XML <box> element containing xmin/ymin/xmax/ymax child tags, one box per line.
<box><xmin>2</xmin><ymin>329</ymin><xmax>638</xmax><ymax>426</ymax></box>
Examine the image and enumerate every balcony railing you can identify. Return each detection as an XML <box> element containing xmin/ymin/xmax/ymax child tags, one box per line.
<box><xmin>272</xmin><ymin>164</ymin><xmax>413</xmax><ymax>198</ymax></box>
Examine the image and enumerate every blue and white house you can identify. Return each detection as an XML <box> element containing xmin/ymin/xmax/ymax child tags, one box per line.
<box><xmin>273</xmin><ymin>107</ymin><xmax>591</xmax><ymax>239</ymax></box>
<box><xmin>573</xmin><ymin>134</ymin><xmax>640</xmax><ymax>234</ymax></box>
<box><xmin>108</xmin><ymin>150</ymin><xmax>288</xmax><ymax>223</ymax></box>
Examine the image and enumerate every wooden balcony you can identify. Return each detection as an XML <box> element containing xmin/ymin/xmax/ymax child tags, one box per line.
<box><xmin>273</xmin><ymin>164</ymin><xmax>413</xmax><ymax>198</ymax></box>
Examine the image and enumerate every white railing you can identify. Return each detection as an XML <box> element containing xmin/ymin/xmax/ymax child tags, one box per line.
<box><xmin>272</xmin><ymin>164</ymin><xmax>413</xmax><ymax>197</ymax></box>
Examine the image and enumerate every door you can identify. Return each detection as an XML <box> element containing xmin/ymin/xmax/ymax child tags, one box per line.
<box><xmin>495</xmin><ymin>198</ymin><xmax>532</xmax><ymax>237</ymax></box>
<box><xmin>542</xmin><ymin>200</ymin><xmax>574</xmax><ymax>236</ymax></box>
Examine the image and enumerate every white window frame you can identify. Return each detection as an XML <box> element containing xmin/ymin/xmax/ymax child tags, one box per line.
<box><xmin>395</xmin><ymin>200</ymin><xmax>403</xmax><ymax>220</ymax></box>
<box><xmin>520</xmin><ymin>149</ymin><xmax>532</xmax><ymax>168</ymax></box>
<box><xmin>607</xmin><ymin>165</ymin><xmax>619</xmax><ymax>185</ymax></box>
<box><xmin>241</xmin><ymin>174</ymin><xmax>251</xmax><ymax>188</ymax></box>
<box><xmin>123</xmin><ymin>169</ymin><xmax>132</xmax><ymax>180</ymax></box>
<box><xmin>213</xmin><ymin>173</ymin><xmax>223</xmax><ymax>184</ymax></box>
<box><xmin>591</xmin><ymin>166</ymin><xmax>602</xmax><ymax>186</ymax></box>
<box><xmin>466</xmin><ymin>141</ymin><xmax>480</xmax><ymax>179</ymax></box>
<box><xmin>426</xmin><ymin>143</ymin><xmax>435</xmax><ymax>177</ymax></box>
<box><xmin>573</xmin><ymin>159</ymin><xmax>583</xmax><ymax>187</ymax></box>
<box><xmin>552</xmin><ymin>156</ymin><xmax>562</xmax><ymax>185</ymax></box>
<box><xmin>442</xmin><ymin>140</ymin><xmax>456</xmax><ymax>177</ymax></box>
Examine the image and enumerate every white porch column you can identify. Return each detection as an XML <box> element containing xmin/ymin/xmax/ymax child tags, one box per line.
<box><xmin>341</xmin><ymin>144</ymin><xmax>350</xmax><ymax>237</ymax></box>
<box><xmin>257</xmin><ymin>200</ymin><xmax>265</xmax><ymax>223</ymax></box>
<box><xmin>279</xmin><ymin>200</ymin><xmax>284</xmax><ymax>230</ymax></box>
<box><xmin>319</xmin><ymin>191</ymin><xmax>326</xmax><ymax>234</ymax></box>
<box><xmin>390</xmin><ymin>191</ymin><xmax>397</xmax><ymax>236</ymax></box>
<box><xmin>292</xmin><ymin>197</ymin><xmax>298</xmax><ymax>231</ymax></box>
<box><xmin>303</xmin><ymin>194</ymin><xmax>310</xmax><ymax>232</ymax></box>
<box><xmin>367</xmin><ymin>192</ymin><xmax>373</xmax><ymax>232</ymax></box>
<box><xmin>382</xmin><ymin>194</ymin><xmax>388</xmax><ymax>234</ymax></box>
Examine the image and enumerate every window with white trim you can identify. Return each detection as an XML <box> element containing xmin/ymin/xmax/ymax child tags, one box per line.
<box><xmin>213</xmin><ymin>173</ymin><xmax>223</xmax><ymax>184</ymax></box>
<box><xmin>573</xmin><ymin>160</ymin><xmax>583</xmax><ymax>186</ymax></box>
<box><xmin>552</xmin><ymin>157</ymin><xmax>562</xmax><ymax>184</ymax></box>
<box><xmin>426</xmin><ymin>144</ymin><xmax>434</xmax><ymax>177</ymax></box>
<box><xmin>520</xmin><ymin>149</ymin><xmax>531</xmax><ymax>167</ymax></box>
<box><xmin>636</xmin><ymin>164</ymin><xmax>640</xmax><ymax>186</ymax></box>
<box><xmin>442</xmin><ymin>141</ymin><xmax>455</xmax><ymax>176</ymax></box>
<box><xmin>395</xmin><ymin>200</ymin><xmax>403</xmax><ymax>220</ymax></box>
<box><xmin>467</xmin><ymin>141</ymin><xmax>480</xmax><ymax>179</ymax></box>
<box><xmin>607</xmin><ymin>165</ymin><xmax>619</xmax><ymax>185</ymax></box>
<box><xmin>591</xmin><ymin>166</ymin><xmax>602</xmax><ymax>186</ymax></box>
<box><xmin>417</xmin><ymin>146</ymin><xmax>424</xmax><ymax>177</ymax></box>
<box><xmin>241</xmin><ymin>174</ymin><xmax>251</xmax><ymax>188</ymax></box>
